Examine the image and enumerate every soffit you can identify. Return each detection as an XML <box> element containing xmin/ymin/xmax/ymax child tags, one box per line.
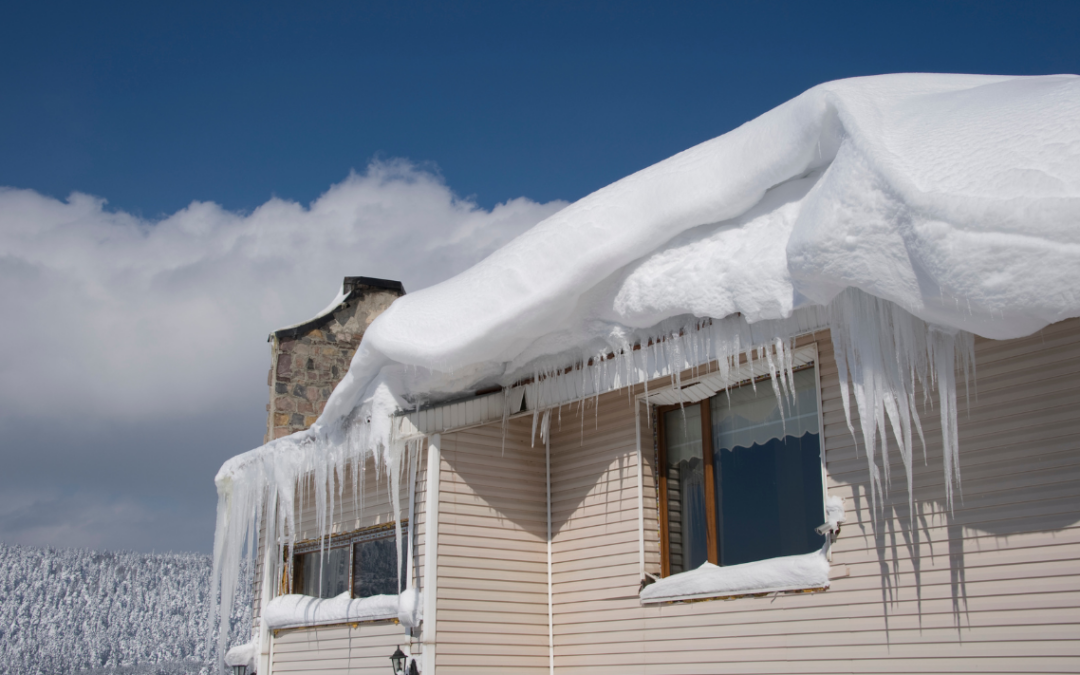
<box><xmin>641</xmin><ymin>343</ymin><xmax>818</xmax><ymax>407</ymax></box>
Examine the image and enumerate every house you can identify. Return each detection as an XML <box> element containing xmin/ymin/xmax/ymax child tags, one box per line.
<box><xmin>216</xmin><ymin>73</ymin><xmax>1080</xmax><ymax>675</ymax></box>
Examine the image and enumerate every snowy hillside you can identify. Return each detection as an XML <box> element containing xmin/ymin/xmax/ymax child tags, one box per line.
<box><xmin>0</xmin><ymin>543</ymin><xmax>251</xmax><ymax>675</ymax></box>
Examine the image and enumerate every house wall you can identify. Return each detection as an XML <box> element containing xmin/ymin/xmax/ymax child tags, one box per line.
<box><xmin>546</xmin><ymin>382</ymin><xmax>659</xmax><ymax>673</ymax></box>
<box><xmin>253</xmin><ymin>317</ymin><xmax>1080</xmax><ymax>674</ymax></box>
<box><xmin>271</xmin><ymin>622</ymin><xmax>404</xmax><ymax>675</ymax></box>
<box><xmin>434</xmin><ymin>419</ymin><xmax>551</xmax><ymax>674</ymax></box>
<box><xmin>545</xmin><ymin>320</ymin><xmax>1080</xmax><ymax>674</ymax></box>
<box><xmin>258</xmin><ymin>418</ymin><xmax>551</xmax><ymax>675</ymax></box>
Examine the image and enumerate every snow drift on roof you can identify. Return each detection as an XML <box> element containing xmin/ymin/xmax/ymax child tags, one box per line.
<box><xmin>210</xmin><ymin>73</ymin><xmax>1080</xmax><ymax>662</ymax></box>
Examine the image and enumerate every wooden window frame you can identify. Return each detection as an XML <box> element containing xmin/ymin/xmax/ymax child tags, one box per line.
<box><xmin>657</xmin><ymin>400</ymin><xmax>718</xmax><ymax>576</ymax></box>
<box><xmin>656</xmin><ymin>362</ymin><xmax>820</xmax><ymax>578</ymax></box>
<box><xmin>289</xmin><ymin>519</ymin><xmax>408</xmax><ymax>597</ymax></box>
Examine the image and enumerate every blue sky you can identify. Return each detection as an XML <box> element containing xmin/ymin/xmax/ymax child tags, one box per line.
<box><xmin>1</xmin><ymin>1</ymin><xmax>1077</xmax><ymax>555</ymax></box>
<box><xmin>5</xmin><ymin>1</ymin><xmax>1078</xmax><ymax>217</ymax></box>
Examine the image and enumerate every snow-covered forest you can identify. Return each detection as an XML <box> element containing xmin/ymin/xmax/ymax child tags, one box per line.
<box><xmin>0</xmin><ymin>542</ymin><xmax>251</xmax><ymax>675</ymax></box>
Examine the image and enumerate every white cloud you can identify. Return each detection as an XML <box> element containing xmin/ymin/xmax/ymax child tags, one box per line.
<box><xmin>0</xmin><ymin>160</ymin><xmax>566</xmax><ymax>423</ymax></box>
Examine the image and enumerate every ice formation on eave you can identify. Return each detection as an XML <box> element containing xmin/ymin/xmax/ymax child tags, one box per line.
<box><xmin>210</xmin><ymin>73</ymin><xmax>1080</xmax><ymax>662</ymax></box>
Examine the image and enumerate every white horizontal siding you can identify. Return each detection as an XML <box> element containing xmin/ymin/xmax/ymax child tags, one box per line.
<box><xmin>435</xmin><ymin>420</ymin><xmax>550</xmax><ymax>675</ymax></box>
<box><xmin>261</xmin><ymin>318</ymin><xmax>1080</xmax><ymax>674</ymax></box>
<box><xmin>271</xmin><ymin>621</ymin><xmax>405</xmax><ymax>674</ymax></box>
<box><xmin>545</xmin><ymin>322</ymin><xmax>1080</xmax><ymax>674</ymax></box>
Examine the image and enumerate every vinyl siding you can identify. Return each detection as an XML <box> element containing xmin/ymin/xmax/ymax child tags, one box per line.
<box><xmin>434</xmin><ymin>419</ymin><xmax>550</xmax><ymax>674</ymax></box>
<box><xmin>271</xmin><ymin>621</ymin><xmax>403</xmax><ymax>674</ymax></box>
<box><xmin>258</xmin><ymin>317</ymin><xmax>1080</xmax><ymax>674</ymax></box>
<box><xmin>545</xmin><ymin>321</ymin><xmax>1080</xmax><ymax>674</ymax></box>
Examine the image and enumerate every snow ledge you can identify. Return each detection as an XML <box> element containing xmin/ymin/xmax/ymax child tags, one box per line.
<box><xmin>224</xmin><ymin>640</ymin><xmax>256</xmax><ymax>669</ymax></box>
<box><xmin>262</xmin><ymin>591</ymin><xmax>421</xmax><ymax>630</ymax></box>
<box><xmin>640</xmin><ymin>549</ymin><xmax>830</xmax><ymax>604</ymax></box>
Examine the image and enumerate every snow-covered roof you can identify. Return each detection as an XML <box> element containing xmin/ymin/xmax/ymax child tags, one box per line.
<box><xmin>210</xmin><ymin>73</ymin><xmax>1080</xmax><ymax>660</ymax></box>
<box><xmin>325</xmin><ymin>73</ymin><xmax>1076</xmax><ymax>426</ymax></box>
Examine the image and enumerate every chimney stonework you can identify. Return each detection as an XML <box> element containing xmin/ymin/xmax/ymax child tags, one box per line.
<box><xmin>264</xmin><ymin>277</ymin><xmax>405</xmax><ymax>442</ymax></box>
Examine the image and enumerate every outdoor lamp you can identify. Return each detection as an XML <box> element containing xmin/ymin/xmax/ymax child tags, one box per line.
<box><xmin>231</xmin><ymin>666</ymin><xmax>246</xmax><ymax>675</ymax></box>
<box><xmin>390</xmin><ymin>646</ymin><xmax>407</xmax><ymax>675</ymax></box>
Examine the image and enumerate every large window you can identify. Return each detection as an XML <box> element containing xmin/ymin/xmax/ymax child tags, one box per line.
<box><xmin>292</xmin><ymin>521</ymin><xmax>408</xmax><ymax>598</ymax></box>
<box><xmin>659</xmin><ymin>365</ymin><xmax>825</xmax><ymax>576</ymax></box>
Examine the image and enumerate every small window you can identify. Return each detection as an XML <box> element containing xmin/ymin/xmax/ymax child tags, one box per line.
<box><xmin>296</xmin><ymin>546</ymin><xmax>350</xmax><ymax>598</ymax></box>
<box><xmin>353</xmin><ymin>529</ymin><xmax>404</xmax><ymax>597</ymax></box>
<box><xmin>660</xmin><ymin>365</ymin><xmax>825</xmax><ymax>576</ymax></box>
<box><xmin>292</xmin><ymin>522</ymin><xmax>408</xmax><ymax>599</ymax></box>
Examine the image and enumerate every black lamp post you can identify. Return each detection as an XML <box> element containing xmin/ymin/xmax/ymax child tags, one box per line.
<box><xmin>390</xmin><ymin>646</ymin><xmax>407</xmax><ymax>675</ymax></box>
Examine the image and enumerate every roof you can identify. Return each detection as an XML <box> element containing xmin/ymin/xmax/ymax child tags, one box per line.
<box><xmin>226</xmin><ymin>71</ymin><xmax>1080</xmax><ymax>475</ymax></box>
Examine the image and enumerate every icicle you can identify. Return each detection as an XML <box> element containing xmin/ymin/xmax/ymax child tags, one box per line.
<box><xmin>389</xmin><ymin>437</ymin><xmax>404</xmax><ymax>594</ymax></box>
<box><xmin>764</xmin><ymin>338</ymin><xmax>786</xmax><ymax>432</ymax></box>
<box><xmin>531</xmin><ymin>395</ymin><xmax>541</xmax><ymax>447</ymax></box>
<box><xmin>212</xmin><ymin>293</ymin><xmax>968</xmax><ymax>669</ymax></box>
<box><xmin>210</xmin><ymin>378</ymin><xmax>415</xmax><ymax>668</ymax></box>
<box><xmin>642</xmin><ymin>353</ymin><xmax>651</xmax><ymax>425</ymax></box>
<box><xmin>539</xmin><ymin>409</ymin><xmax>552</xmax><ymax>444</ymax></box>
<box><xmin>931</xmin><ymin>329</ymin><xmax>963</xmax><ymax>511</ymax></box>
<box><xmin>827</xmin><ymin>288</ymin><xmax>973</xmax><ymax>518</ymax></box>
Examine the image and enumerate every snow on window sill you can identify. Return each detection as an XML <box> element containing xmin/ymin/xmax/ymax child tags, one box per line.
<box><xmin>264</xmin><ymin>588</ymin><xmax>421</xmax><ymax>630</ymax></box>
<box><xmin>639</xmin><ymin>549</ymin><xmax>830</xmax><ymax>604</ymax></box>
<box><xmin>225</xmin><ymin>640</ymin><xmax>257</xmax><ymax>669</ymax></box>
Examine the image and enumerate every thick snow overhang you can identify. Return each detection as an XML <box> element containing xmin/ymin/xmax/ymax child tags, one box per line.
<box><xmin>210</xmin><ymin>72</ymin><xmax>1080</xmax><ymax>665</ymax></box>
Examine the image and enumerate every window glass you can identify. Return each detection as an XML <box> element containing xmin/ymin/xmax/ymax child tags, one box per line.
<box><xmin>292</xmin><ymin>523</ymin><xmax>407</xmax><ymax>600</ymax></box>
<box><xmin>711</xmin><ymin>368</ymin><xmax>820</xmax><ymax>450</ymax></box>
<box><xmin>353</xmin><ymin>536</ymin><xmax>405</xmax><ymax>597</ymax></box>
<box><xmin>711</xmin><ymin>367</ymin><xmax>825</xmax><ymax>566</ymax></box>
<box><xmin>664</xmin><ymin>404</ymin><xmax>707</xmax><ymax>575</ymax></box>
<box><xmin>298</xmin><ymin>546</ymin><xmax>350</xmax><ymax>598</ymax></box>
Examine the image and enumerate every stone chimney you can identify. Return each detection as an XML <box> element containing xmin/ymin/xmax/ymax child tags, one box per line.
<box><xmin>265</xmin><ymin>277</ymin><xmax>406</xmax><ymax>442</ymax></box>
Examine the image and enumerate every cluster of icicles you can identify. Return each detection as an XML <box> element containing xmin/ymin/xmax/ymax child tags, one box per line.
<box><xmin>210</xmin><ymin>287</ymin><xmax>974</xmax><ymax>663</ymax></box>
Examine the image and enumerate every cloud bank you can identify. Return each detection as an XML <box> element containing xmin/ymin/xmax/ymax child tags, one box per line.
<box><xmin>0</xmin><ymin>160</ymin><xmax>564</xmax><ymax>551</ymax></box>
<box><xmin>0</xmin><ymin>160</ymin><xmax>564</xmax><ymax>420</ymax></box>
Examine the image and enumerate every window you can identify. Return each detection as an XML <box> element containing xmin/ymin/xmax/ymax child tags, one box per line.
<box><xmin>291</xmin><ymin>521</ymin><xmax>408</xmax><ymax>598</ymax></box>
<box><xmin>659</xmin><ymin>365</ymin><xmax>825</xmax><ymax>576</ymax></box>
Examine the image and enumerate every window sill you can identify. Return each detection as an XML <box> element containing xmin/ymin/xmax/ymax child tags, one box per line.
<box><xmin>224</xmin><ymin>640</ymin><xmax>257</xmax><ymax>670</ymax></box>
<box><xmin>263</xmin><ymin>589</ymin><xmax>421</xmax><ymax>630</ymax></box>
<box><xmin>640</xmin><ymin>549</ymin><xmax>831</xmax><ymax>604</ymax></box>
